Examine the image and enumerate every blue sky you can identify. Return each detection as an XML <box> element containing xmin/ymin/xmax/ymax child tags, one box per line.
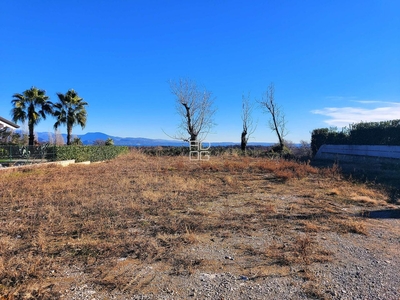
<box><xmin>1</xmin><ymin>1</ymin><xmax>399</xmax><ymax>143</ymax></box>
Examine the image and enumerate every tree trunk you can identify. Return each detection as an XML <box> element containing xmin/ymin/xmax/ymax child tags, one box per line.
<box><xmin>183</xmin><ymin>103</ymin><xmax>198</xmax><ymax>143</ymax></box>
<box><xmin>67</xmin><ymin>125</ymin><xmax>72</xmax><ymax>145</ymax></box>
<box><xmin>241</xmin><ymin>130</ymin><xmax>247</xmax><ymax>151</ymax></box>
<box><xmin>190</xmin><ymin>133</ymin><xmax>198</xmax><ymax>143</ymax></box>
<box><xmin>271</xmin><ymin>115</ymin><xmax>284</xmax><ymax>150</ymax></box>
<box><xmin>28</xmin><ymin>123</ymin><xmax>35</xmax><ymax>146</ymax></box>
<box><xmin>28</xmin><ymin>104</ymin><xmax>35</xmax><ymax>146</ymax></box>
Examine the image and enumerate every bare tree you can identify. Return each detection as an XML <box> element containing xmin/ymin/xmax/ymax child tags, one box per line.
<box><xmin>54</xmin><ymin>129</ymin><xmax>65</xmax><ymax>145</ymax></box>
<box><xmin>93</xmin><ymin>139</ymin><xmax>106</xmax><ymax>146</ymax></box>
<box><xmin>241</xmin><ymin>93</ymin><xmax>257</xmax><ymax>151</ymax></box>
<box><xmin>47</xmin><ymin>131</ymin><xmax>55</xmax><ymax>145</ymax></box>
<box><xmin>259</xmin><ymin>83</ymin><xmax>288</xmax><ymax>151</ymax></box>
<box><xmin>170</xmin><ymin>78</ymin><xmax>216</xmax><ymax>142</ymax></box>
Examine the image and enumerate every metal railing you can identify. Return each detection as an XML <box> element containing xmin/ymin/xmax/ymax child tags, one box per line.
<box><xmin>0</xmin><ymin>144</ymin><xmax>56</xmax><ymax>165</ymax></box>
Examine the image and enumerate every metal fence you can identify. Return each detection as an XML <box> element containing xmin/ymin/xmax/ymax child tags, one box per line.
<box><xmin>0</xmin><ymin>144</ymin><xmax>56</xmax><ymax>164</ymax></box>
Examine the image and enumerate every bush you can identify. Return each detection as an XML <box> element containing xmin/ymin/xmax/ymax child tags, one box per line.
<box><xmin>105</xmin><ymin>138</ymin><xmax>114</xmax><ymax>146</ymax></box>
<box><xmin>311</xmin><ymin>120</ymin><xmax>400</xmax><ymax>157</ymax></box>
<box><xmin>347</xmin><ymin>120</ymin><xmax>400</xmax><ymax>145</ymax></box>
<box><xmin>50</xmin><ymin>145</ymin><xmax>129</xmax><ymax>162</ymax></box>
<box><xmin>311</xmin><ymin>127</ymin><xmax>348</xmax><ymax>157</ymax></box>
<box><xmin>71</xmin><ymin>137</ymin><xmax>83</xmax><ymax>145</ymax></box>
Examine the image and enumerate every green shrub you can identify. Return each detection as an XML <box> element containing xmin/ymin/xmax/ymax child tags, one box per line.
<box><xmin>347</xmin><ymin>120</ymin><xmax>400</xmax><ymax>145</ymax></box>
<box><xmin>311</xmin><ymin>119</ymin><xmax>400</xmax><ymax>157</ymax></box>
<box><xmin>71</xmin><ymin>138</ymin><xmax>83</xmax><ymax>145</ymax></box>
<box><xmin>50</xmin><ymin>145</ymin><xmax>129</xmax><ymax>162</ymax></box>
<box><xmin>311</xmin><ymin>127</ymin><xmax>347</xmax><ymax>157</ymax></box>
<box><xmin>0</xmin><ymin>147</ymin><xmax>9</xmax><ymax>160</ymax></box>
<box><xmin>105</xmin><ymin>138</ymin><xmax>114</xmax><ymax>146</ymax></box>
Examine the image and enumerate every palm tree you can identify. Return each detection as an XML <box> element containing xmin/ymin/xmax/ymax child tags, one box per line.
<box><xmin>53</xmin><ymin>89</ymin><xmax>88</xmax><ymax>145</ymax></box>
<box><xmin>11</xmin><ymin>86</ymin><xmax>53</xmax><ymax>146</ymax></box>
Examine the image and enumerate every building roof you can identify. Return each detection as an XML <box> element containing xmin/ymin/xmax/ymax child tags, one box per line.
<box><xmin>0</xmin><ymin>116</ymin><xmax>19</xmax><ymax>129</ymax></box>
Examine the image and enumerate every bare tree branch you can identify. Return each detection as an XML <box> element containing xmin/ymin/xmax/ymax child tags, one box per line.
<box><xmin>241</xmin><ymin>93</ymin><xmax>257</xmax><ymax>151</ymax></box>
<box><xmin>259</xmin><ymin>83</ymin><xmax>288</xmax><ymax>150</ymax></box>
<box><xmin>169</xmin><ymin>78</ymin><xmax>216</xmax><ymax>142</ymax></box>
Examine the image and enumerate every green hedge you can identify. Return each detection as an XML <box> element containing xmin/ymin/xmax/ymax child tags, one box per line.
<box><xmin>311</xmin><ymin>119</ymin><xmax>400</xmax><ymax>157</ymax></box>
<box><xmin>50</xmin><ymin>145</ymin><xmax>129</xmax><ymax>162</ymax></box>
<box><xmin>347</xmin><ymin>120</ymin><xmax>400</xmax><ymax>145</ymax></box>
<box><xmin>311</xmin><ymin>128</ymin><xmax>348</xmax><ymax>157</ymax></box>
<box><xmin>139</xmin><ymin>145</ymin><xmax>276</xmax><ymax>157</ymax></box>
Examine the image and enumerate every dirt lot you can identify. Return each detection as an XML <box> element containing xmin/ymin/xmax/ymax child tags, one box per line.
<box><xmin>1</xmin><ymin>150</ymin><xmax>399</xmax><ymax>299</ymax></box>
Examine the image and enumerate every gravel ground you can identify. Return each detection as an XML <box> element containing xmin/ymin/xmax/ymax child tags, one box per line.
<box><xmin>61</xmin><ymin>213</ymin><xmax>400</xmax><ymax>300</ymax></box>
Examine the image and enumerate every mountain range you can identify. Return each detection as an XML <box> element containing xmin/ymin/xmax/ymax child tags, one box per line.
<box><xmin>35</xmin><ymin>132</ymin><xmax>187</xmax><ymax>146</ymax></box>
<box><xmin>34</xmin><ymin>131</ymin><xmax>274</xmax><ymax>147</ymax></box>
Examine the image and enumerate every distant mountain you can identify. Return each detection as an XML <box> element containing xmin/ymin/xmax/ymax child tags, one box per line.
<box><xmin>32</xmin><ymin>131</ymin><xmax>274</xmax><ymax>147</ymax></box>
<box><xmin>78</xmin><ymin>132</ymin><xmax>110</xmax><ymax>143</ymax></box>
<box><xmin>35</xmin><ymin>131</ymin><xmax>188</xmax><ymax>146</ymax></box>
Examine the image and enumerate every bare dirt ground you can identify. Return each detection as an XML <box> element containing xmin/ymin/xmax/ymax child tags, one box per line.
<box><xmin>1</xmin><ymin>150</ymin><xmax>399</xmax><ymax>299</ymax></box>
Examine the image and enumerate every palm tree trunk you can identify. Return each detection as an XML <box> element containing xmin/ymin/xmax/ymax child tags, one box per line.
<box><xmin>67</xmin><ymin>125</ymin><xmax>72</xmax><ymax>145</ymax></box>
<box><xmin>28</xmin><ymin>104</ymin><xmax>35</xmax><ymax>146</ymax></box>
<box><xmin>28</xmin><ymin>123</ymin><xmax>35</xmax><ymax>146</ymax></box>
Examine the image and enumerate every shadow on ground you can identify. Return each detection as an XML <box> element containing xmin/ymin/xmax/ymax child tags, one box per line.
<box><xmin>361</xmin><ymin>209</ymin><xmax>400</xmax><ymax>219</ymax></box>
<box><xmin>311</xmin><ymin>158</ymin><xmax>400</xmax><ymax>204</ymax></box>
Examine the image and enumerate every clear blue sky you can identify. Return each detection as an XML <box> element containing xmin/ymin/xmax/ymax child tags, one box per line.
<box><xmin>1</xmin><ymin>1</ymin><xmax>399</xmax><ymax>143</ymax></box>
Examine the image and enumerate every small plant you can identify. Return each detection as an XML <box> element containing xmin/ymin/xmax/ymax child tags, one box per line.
<box><xmin>336</xmin><ymin>219</ymin><xmax>368</xmax><ymax>235</ymax></box>
<box><xmin>320</xmin><ymin>162</ymin><xmax>342</xmax><ymax>179</ymax></box>
<box><xmin>294</xmin><ymin>235</ymin><xmax>313</xmax><ymax>264</ymax></box>
<box><xmin>105</xmin><ymin>138</ymin><xmax>114</xmax><ymax>146</ymax></box>
<box><xmin>71</xmin><ymin>137</ymin><xmax>83</xmax><ymax>145</ymax></box>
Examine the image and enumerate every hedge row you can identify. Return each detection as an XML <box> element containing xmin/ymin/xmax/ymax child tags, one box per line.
<box><xmin>50</xmin><ymin>145</ymin><xmax>129</xmax><ymax>162</ymax></box>
<box><xmin>139</xmin><ymin>145</ymin><xmax>280</xmax><ymax>158</ymax></box>
<box><xmin>347</xmin><ymin>120</ymin><xmax>400</xmax><ymax>145</ymax></box>
<box><xmin>311</xmin><ymin>119</ymin><xmax>400</xmax><ymax>156</ymax></box>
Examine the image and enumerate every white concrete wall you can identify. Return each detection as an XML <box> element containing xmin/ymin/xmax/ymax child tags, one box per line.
<box><xmin>315</xmin><ymin>145</ymin><xmax>400</xmax><ymax>160</ymax></box>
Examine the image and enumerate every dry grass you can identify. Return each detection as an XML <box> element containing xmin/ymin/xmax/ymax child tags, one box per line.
<box><xmin>0</xmin><ymin>149</ymin><xmax>392</xmax><ymax>299</ymax></box>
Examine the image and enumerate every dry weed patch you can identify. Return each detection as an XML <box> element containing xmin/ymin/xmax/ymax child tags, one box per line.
<box><xmin>0</xmin><ymin>149</ymin><xmax>393</xmax><ymax>299</ymax></box>
<box><xmin>334</xmin><ymin>218</ymin><xmax>369</xmax><ymax>235</ymax></box>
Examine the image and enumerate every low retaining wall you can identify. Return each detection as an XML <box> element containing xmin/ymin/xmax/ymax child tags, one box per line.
<box><xmin>0</xmin><ymin>160</ymin><xmax>76</xmax><ymax>171</ymax></box>
<box><xmin>315</xmin><ymin>145</ymin><xmax>400</xmax><ymax>162</ymax></box>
